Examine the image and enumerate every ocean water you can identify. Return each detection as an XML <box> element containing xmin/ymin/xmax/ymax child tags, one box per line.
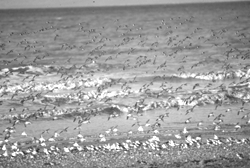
<box><xmin>0</xmin><ymin>1</ymin><xmax>250</xmax><ymax>143</ymax></box>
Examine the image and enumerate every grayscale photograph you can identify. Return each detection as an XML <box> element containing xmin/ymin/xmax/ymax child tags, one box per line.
<box><xmin>0</xmin><ymin>0</ymin><xmax>250</xmax><ymax>167</ymax></box>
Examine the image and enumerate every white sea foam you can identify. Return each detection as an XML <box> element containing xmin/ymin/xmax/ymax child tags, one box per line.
<box><xmin>173</xmin><ymin>69</ymin><xmax>250</xmax><ymax>80</ymax></box>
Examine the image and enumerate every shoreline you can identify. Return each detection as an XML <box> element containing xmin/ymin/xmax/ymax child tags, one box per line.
<box><xmin>1</xmin><ymin>132</ymin><xmax>250</xmax><ymax>167</ymax></box>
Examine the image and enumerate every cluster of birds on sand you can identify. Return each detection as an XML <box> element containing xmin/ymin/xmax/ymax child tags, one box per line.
<box><xmin>1</xmin><ymin>127</ymin><xmax>250</xmax><ymax>160</ymax></box>
<box><xmin>0</xmin><ymin>4</ymin><xmax>250</xmax><ymax>161</ymax></box>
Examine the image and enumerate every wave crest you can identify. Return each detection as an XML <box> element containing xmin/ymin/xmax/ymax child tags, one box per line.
<box><xmin>173</xmin><ymin>69</ymin><xmax>250</xmax><ymax>80</ymax></box>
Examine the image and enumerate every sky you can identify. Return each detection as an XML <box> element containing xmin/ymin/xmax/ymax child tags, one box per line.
<box><xmin>0</xmin><ymin>0</ymin><xmax>241</xmax><ymax>9</ymax></box>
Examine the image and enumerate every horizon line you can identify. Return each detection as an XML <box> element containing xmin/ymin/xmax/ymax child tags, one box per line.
<box><xmin>0</xmin><ymin>0</ymin><xmax>248</xmax><ymax>10</ymax></box>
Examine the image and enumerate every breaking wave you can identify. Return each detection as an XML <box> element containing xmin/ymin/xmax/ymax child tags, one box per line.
<box><xmin>172</xmin><ymin>69</ymin><xmax>250</xmax><ymax>81</ymax></box>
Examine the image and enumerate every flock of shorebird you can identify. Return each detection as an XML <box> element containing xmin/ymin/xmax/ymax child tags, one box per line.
<box><xmin>0</xmin><ymin>4</ymin><xmax>250</xmax><ymax>160</ymax></box>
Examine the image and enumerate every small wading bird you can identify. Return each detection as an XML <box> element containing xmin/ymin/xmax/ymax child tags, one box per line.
<box><xmin>185</xmin><ymin>117</ymin><xmax>191</xmax><ymax>124</ymax></box>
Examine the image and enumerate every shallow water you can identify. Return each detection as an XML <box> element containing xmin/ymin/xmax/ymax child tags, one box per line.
<box><xmin>0</xmin><ymin>1</ymin><xmax>250</xmax><ymax>144</ymax></box>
